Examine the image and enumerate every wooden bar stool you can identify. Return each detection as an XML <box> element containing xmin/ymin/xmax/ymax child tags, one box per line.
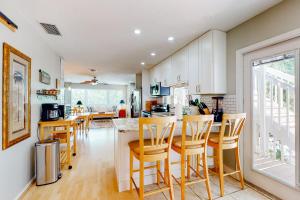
<box><xmin>171</xmin><ymin>115</ymin><xmax>214</xmax><ymax>200</ymax></box>
<box><xmin>208</xmin><ymin>113</ymin><xmax>246</xmax><ymax>197</ymax></box>
<box><xmin>129</xmin><ymin>116</ymin><xmax>177</xmax><ymax>200</ymax></box>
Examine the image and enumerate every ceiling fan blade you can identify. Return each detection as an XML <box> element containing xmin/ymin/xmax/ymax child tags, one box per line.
<box><xmin>80</xmin><ymin>80</ymin><xmax>92</xmax><ymax>84</ymax></box>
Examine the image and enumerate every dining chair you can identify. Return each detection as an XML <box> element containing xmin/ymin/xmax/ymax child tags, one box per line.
<box><xmin>208</xmin><ymin>113</ymin><xmax>246</xmax><ymax>196</ymax></box>
<box><xmin>171</xmin><ymin>115</ymin><xmax>214</xmax><ymax>200</ymax></box>
<box><xmin>128</xmin><ymin>116</ymin><xmax>177</xmax><ymax>200</ymax></box>
<box><xmin>72</xmin><ymin>107</ymin><xmax>85</xmax><ymax>134</ymax></box>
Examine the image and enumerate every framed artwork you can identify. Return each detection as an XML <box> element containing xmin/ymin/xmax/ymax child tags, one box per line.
<box><xmin>39</xmin><ymin>69</ymin><xmax>50</xmax><ymax>85</ymax></box>
<box><xmin>2</xmin><ymin>43</ymin><xmax>31</xmax><ymax>150</ymax></box>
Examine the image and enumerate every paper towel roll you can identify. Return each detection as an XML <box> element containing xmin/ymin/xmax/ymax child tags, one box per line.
<box><xmin>175</xmin><ymin>104</ymin><xmax>183</xmax><ymax>120</ymax></box>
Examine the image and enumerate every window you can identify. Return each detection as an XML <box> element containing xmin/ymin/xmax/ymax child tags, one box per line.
<box><xmin>71</xmin><ymin>88</ymin><xmax>125</xmax><ymax>109</ymax></box>
<box><xmin>173</xmin><ymin>87</ymin><xmax>188</xmax><ymax>106</ymax></box>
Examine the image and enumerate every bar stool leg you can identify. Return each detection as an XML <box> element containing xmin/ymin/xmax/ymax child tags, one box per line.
<box><xmin>203</xmin><ymin>149</ymin><xmax>212</xmax><ymax>200</ymax></box>
<box><xmin>235</xmin><ymin>146</ymin><xmax>245</xmax><ymax>189</ymax></box>
<box><xmin>166</xmin><ymin>156</ymin><xmax>174</xmax><ymax>200</ymax></box>
<box><xmin>139</xmin><ymin>160</ymin><xmax>144</xmax><ymax>200</ymax></box>
<box><xmin>156</xmin><ymin>161</ymin><xmax>161</xmax><ymax>185</ymax></box>
<box><xmin>196</xmin><ymin>154</ymin><xmax>200</xmax><ymax>175</ymax></box>
<box><xmin>164</xmin><ymin>158</ymin><xmax>169</xmax><ymax>185</ymax></box>
<box><xmin>187</xmin><ymin>155</ymin><xmax>191</xmax><ymax>179</ymax></box>
<box><xmin>130</xmin><ymin>150</ymin><xmax>133</xmax><ymax>191</ymax></box>
<box><xmin>180</xmin><ymin>153</ymin><xmax>185</xmax><ymax>200</ymax></box>
<box><xmin>218</xmin><ymin>148</ymin><xmax>224</xmax><ymax>197</ymax></box>
<box><xmin>213</xmin><ymin>148</ymin><xmax>219</xmax><ymax>171</ymax></box>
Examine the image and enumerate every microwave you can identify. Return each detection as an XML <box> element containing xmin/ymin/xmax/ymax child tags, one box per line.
<box><xmin>150</xmin><ymin>82</ymin><xmax>170</xmax><ymax>96</ymax></box>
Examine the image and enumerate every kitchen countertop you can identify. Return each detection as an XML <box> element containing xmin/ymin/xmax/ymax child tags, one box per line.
<box><xmin>113</xmin><ymin>118</ymin><xmax>139</xmax><ymax>132</ymax></box>
<box><xmin>113</xmin><ymin>117</ymin><xmax>223</xmax><ymax>133</ymax></box>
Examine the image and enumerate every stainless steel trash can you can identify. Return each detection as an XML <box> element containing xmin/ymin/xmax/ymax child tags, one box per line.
<box><xmin>35</xmin><ymin>139</ymin><xmax>61</xmax><ymax>186</ymax></box>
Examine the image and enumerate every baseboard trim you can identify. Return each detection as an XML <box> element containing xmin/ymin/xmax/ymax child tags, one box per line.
<box><xmin>15</xmin><ymin>177</ymin><xmax>35</xmax><ymax>200</ymax></box>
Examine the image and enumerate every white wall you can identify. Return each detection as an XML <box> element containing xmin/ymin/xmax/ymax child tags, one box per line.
<box><xmin>227</xmin><ymin>0</ymin><xmax>300</xmax><ymax>94</ymax></box>
<box><xmin>0</xmin><ymin>2</ymin><xmax>61</xmax><ymax>200</ymax></box>
<box><xmin>141</xmin><ymin>69</ymin><xmax>150</xmax><ymax>110</ymax></box>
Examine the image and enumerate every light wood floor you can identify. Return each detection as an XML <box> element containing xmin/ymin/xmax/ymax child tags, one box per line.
<box><xmin>22</xmin><ymin>127</ymin><xmax>272</xmax><ymax>200</ymax></box>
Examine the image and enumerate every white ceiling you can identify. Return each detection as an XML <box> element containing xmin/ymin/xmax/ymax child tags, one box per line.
<box><xmin>13</xmin><ymin>0</ymin><xmax>281</xmax><ymax>84</ymax></box>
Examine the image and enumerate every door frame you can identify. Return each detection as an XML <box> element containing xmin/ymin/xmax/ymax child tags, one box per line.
<box><xmin>236</xmin><ymin>28</ymin><xmax>300</xmax><ymax>199</ymax></box>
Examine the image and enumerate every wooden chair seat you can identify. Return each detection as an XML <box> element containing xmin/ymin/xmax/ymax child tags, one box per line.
<box><xmin>208</xmin><ymin>136</ymin><xmax>236</xmax><ymax>144</ymax></box>
<box><xmin>129</xmin><ymin>139</ymin><xmax>166</xmax><ymax>156</ymax></box>
<box><xmin>208</xmin><ymin>134</ymin><xmax>239</xmax><ymax>149</ymax></box>
<box><xmin>172</xmin><ymin>135</ymin><xmax>205</xmax><ymax>148</ymax></box>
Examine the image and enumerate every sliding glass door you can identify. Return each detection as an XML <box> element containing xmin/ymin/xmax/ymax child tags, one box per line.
<box><xmin>252</xmin><ymin>53</ymin><xmax>296</xmax><ymax>186</ymax></box>
<box><xmin>243</xmin><ymin>38</ymin><xmax>300</xmax><ymax>198</ymax></box>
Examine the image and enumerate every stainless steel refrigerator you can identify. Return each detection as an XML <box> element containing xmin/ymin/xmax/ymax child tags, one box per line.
<box><xmin>130</xmin><ymin>89</ymin><xmax>141</xmax><ymax>118</ymax></box>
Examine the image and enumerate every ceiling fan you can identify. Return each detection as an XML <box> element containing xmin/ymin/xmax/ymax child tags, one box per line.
<box><xmin>80</xmin><ymin>69</ymin><xmax>108</xmax><ymax>85</ymax></box>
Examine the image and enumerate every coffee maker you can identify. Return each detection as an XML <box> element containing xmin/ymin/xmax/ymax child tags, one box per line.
<box><xmin>211</xmin><ymin>97</ymin><xmax>224</xmax><ymax>122</ymax></box>
<box><xmin>41</xmin><ymin>103</ymin><xmax>60</xmax><ymax>121</ymax></box>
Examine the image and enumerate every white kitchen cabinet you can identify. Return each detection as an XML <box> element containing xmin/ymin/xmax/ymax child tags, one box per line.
<box><xmin>148</xmin><ymin>30</ymin><xmax>226</xmax><ymax>94</ymax></box>
<box><xmin>187</xmin><ymin>39</ymin><xmax>199</xmax><ymax>94</ymax></box>
<box><xmin>198</xmin><ymin>30</ymin><xmax>226</xmax><ymax>94</ymax></box>
<box><xmin>160</xmin><ymin>58</ymin><xmax>172</xmax><ymax>86</ymax></box>
<box><xmin>149</xmin><ymin>64</ymin><xmax>162</xmax><ymax>84</ymax></box>
<box><xmin>171</xmin><ymin>47</ymin><xmax>188</xmax><ymax>85</ymax></box>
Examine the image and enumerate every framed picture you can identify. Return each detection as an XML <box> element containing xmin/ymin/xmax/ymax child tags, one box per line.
<box><xmin>39</xmin><ymin>69</ymin><xmax>50</xmax><ymax>85</ymax></box>
<box><xmin>2</xmin><ymin>43</ymin><xmax>31</xmax><ymax>150</ymax></box>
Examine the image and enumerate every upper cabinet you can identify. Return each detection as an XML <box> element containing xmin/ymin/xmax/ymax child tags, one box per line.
<box><xmin>150</xmin><ymin>63</ymin><xmax>162</xmax><ymax>84</ymax></box>
<box><xmin>187</xmin><ymin>39</ymin><xmax>199</xmax><ymax>94</ymax></box>
<box><xmin>198</xmin><ymin>30</ymin><xmax>226</xmax><ymax>94</ymax></box>
<box><xmin>171</xmin><ymin>48</ymin><xmax>188</xmax><ymax>85</ymax></box>
<box><xmin>149</xmin><ymin>30</ymin><xmax>226</xmax><ymax>94</ymax></box>
<box><xmin>160</xmin><ymin>58</ymin><xmax>172</xmax><ymax>86</ymax></box>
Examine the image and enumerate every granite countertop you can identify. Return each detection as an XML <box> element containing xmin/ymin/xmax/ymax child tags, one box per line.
<box><xmin>113</xmin><ymin>118</ymin><xmax>139</xmax><ymax>132</ymax></box>
<box><xmin>113</xmin><ymin>117</ymin><xmax>222</xmax><ymax>133</ymax></box>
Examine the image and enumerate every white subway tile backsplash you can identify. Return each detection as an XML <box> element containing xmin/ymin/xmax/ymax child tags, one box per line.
<box><xmin>199</xmin><ymin>95</ymin><xmax>237</xmax><ymax>114</ymax></box>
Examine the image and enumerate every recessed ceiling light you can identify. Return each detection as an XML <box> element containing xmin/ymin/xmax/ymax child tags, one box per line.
<box><xmin>141</xmin><ymin>62</ymin><xmax>145</xmax><ymax>66</ymax></box>
<box><xmin>150</xmin><ymin>52</ymin><xmax>156</xmax><ymax>56</ymax></box>
<box><xmin>168</xmin><ymin>36</ymin><xmax>175</xmax><ymax>41</ymax></box>
<box><xmin>134</xmin><ymin>29</ymin><xmax>141</xmax><ymax>35</ymax></box>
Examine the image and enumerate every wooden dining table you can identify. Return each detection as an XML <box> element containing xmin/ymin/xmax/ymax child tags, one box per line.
<box><xmin>89</xmin><ymin>112</ymin><xmax>115</xmax><ymax>121</ymax></box>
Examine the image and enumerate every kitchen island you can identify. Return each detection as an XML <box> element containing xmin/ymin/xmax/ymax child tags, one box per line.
<box><xmin>113</xmin><ymin>118</ymin><xmax>217</xmax><ymax>192</ymax></box>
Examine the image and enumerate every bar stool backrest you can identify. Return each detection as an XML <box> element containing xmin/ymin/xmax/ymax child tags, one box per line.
<box><xmin>182</xmin><ymin>115</ymin><xmax>214</xmax><ymax>148</ymax></box>
<box><xmin>219</xmin><ymin>113</ymin><xmax>246</xmax><ymax>143</ymax></box>
<box><xmin>139</xmin><ymin>116</ymin><xmax>177</xmax><ymax>156</ymax></box>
